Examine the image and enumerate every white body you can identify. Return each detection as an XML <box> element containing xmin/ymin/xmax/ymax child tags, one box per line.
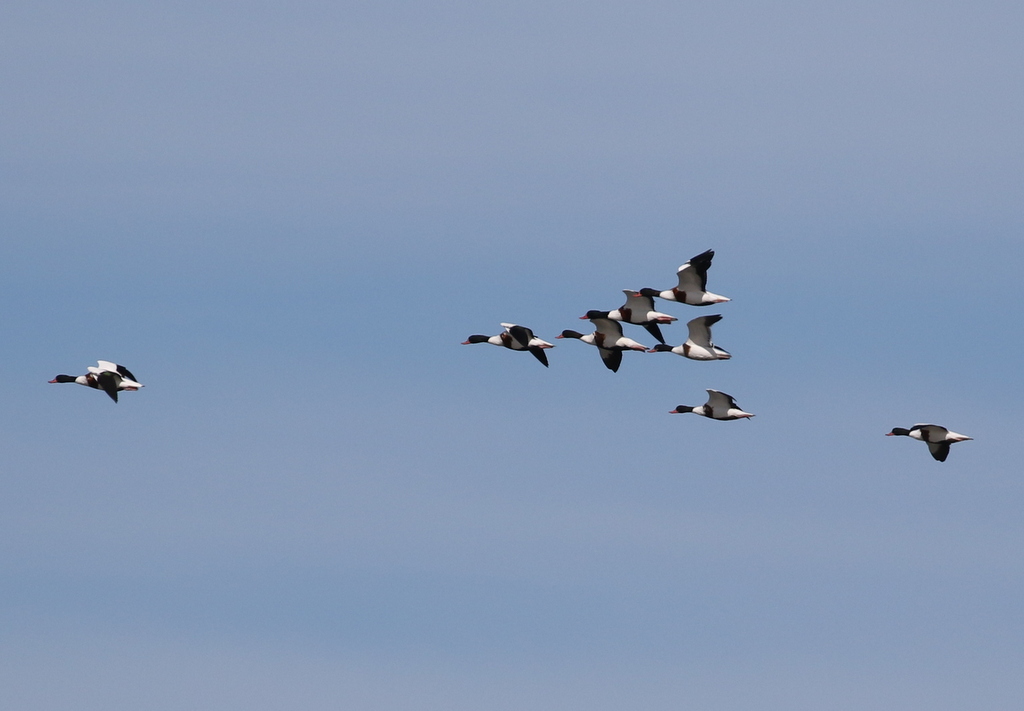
<box><xmin>89</xmin><ymin>360</ymin><xmax>144</xmax><ymax>390</ymax></box>
<box><xmin>702</xmin><ymin>390</ymin><xmax>753</xmax><ymax>419</ymax></box>
<box><xmin>908</xmin><ymin>425</ymin><xmax>972</xmax><ymax>444</ymax></box>
<box><xmin>888</xmin><ymin>423</ymin><xmax>973</xmax><ymax>461</ymax></box>
<box><xmin>657</xmin><ymin>250</ymin><xmax>730</xmax><ymax>305</ymax></box>
<box><xmin>675</xmin><ymin>389</ymin><xmax>754</xmax><ymax>420</ymax></box>
<box><xmin>607</xmin><ymin>291</ymin><xmax>677</xmax><ymax>325</ymax></box>
<box><xmin>591</xmin><ymin>318</ymin><xmax>647</xmax><ymax>352</ymax></box>
<box><xmin>497</xmin><ymin>323</ymin><xmax>554</xmax><ymax>350</ymax></box>
<box><xmin>652</xmin><ymin>315</ymin><xmax>731</xmax><ymax>360</ymax></box>
<box><xmin>559</xmin><ymin>320</ymin><xmax>645</xmax><ymax>372</ymax></box>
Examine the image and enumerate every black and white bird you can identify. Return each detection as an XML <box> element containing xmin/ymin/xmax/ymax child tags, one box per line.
<box><xmin>557</xmin><ymin>314</ymin><xmax>648</xmax><ymax>373</ymax></box>
<box><xmin>49</xmin><ymin>360</ymin><xmax>144</xmax><ymax>403</ymax></box>
<box><xmin>601</xmin><ymin>290</ymin><xmax>677</xmax><ymax>344</ymax></box>
<box><xmin>670</xmin><ymin>389</ymin><xmax>753</xmax><ymax>420</ymax></box>
<box><xmin>886</xmin><ymin>424</ymin><xmax>973</xmax><ymax>462</ymax></box>
<box><xmin>648</xmin><ymin>314</ymin><xmax>731</xmax><ymax>360</ymax></box>
<box><xmin>462</xmin><ymin>323</ymin><xmax>554</xmax><ymax>367</ymax></box>
<box><xmin>581</xmin><ymin>312</ymin><xmax>649</xmax><ymax>349</ymax></box>
<box><xmin>648</xmin><ymin>249</ymin><xmax>730</xmax><ymax>306</ymax></box>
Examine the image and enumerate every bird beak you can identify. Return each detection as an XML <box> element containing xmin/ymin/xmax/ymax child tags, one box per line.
<box><xmin>48</xmin><ymin>378</ymin><xmax>58</xmax><ymax>383</ymax></box>
<box><xmin>885</xmin><ymin>432</ymin><xmax>895</xmax><ymax>436</ymax></box>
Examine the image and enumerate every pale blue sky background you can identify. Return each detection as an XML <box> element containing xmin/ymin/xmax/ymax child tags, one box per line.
<box><xmin>2</xmin><ymin>2</ymin><xmax>1023</xmax><ymax>709</ymax></box>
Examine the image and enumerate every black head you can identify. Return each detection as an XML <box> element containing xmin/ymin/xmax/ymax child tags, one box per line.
<box><xmin>580</xmin><ymin>310</ymin><xmax>610</xmax><ymax>320</ymax></box>
<box><xmin>638</xmin><ymin>288</ymin><xmax>661</xmax><ymax>298</ymax></box>
<box><xmin>49</xmin><ymin>374</ymin><xmax>78</xmax><ymax>384</ymax></box>
<box><xmin>669</xmin><ymin>405</ymin><xmax>695</xmax><ymax>414</ymax></box>
<box><xmin>886</xmin><ymin>427</ymin><xmax>912</xmax><ymax>437</ymax></box>
<box><xmin>648</xmin><ymin>344</ymin><xmax>674</xmax><ymax>353</ymax></box>
<box><xmin>462</xmin><ymin>335</ymin><xmax>490</xmax><ymax>344</ymax></box>
<box><xmin>557</xmin><ymin>330</ymin><xmax>585</xmax><ymax>339</ymax></box>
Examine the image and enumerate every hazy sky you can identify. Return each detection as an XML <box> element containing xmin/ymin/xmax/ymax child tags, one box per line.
<box><xmin>2</xmin><ymin>2</ymin><xmax>1023</xmax><ymax>709</ymax></box>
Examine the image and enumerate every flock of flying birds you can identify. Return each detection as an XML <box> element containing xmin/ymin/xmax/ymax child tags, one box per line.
<box><xmin>42</xmin><ymin>249</ymin><xmax>971</xmax><ymax>462</ymax></box>
<box><xmin>462</xmin><ymin>249</ymin><xmax>974</xmax><ymax>462</ymax></box>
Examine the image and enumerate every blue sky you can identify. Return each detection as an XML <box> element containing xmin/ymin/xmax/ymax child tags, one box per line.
<box><xmin>2</xmin><ymin>2</ymin><xmax>1023</xmax><ymax>709</ymax></box>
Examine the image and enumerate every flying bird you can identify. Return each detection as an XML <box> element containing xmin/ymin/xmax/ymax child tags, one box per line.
<box><xmin>580</xmin><ymin>311</ymin><xmax>648</xmax><ymax>350</ymax></box>
<box><xmin>601</xmin><ymin>290</ymin><xmax>677</xmax><ymax>344</ymax></box>
<box><xmin>886</xmin><ymin>424</ymin><xmax>973</xmax><ymax>462</ymax></box>
<box><xmin>648</xmin><ymin>249</ymin><xmax>730</xmax><ymax>306</ymax></box>
<box><xmin>49</xmin><ymin>360</ymin><xmax>144</xmax><ymax>403</ymax></box>
<box><xmin>462</xmin><ymin>323</ymin><xmax>554</xmax><ymax>367</ymax></box>
<box><xmin>648</xmin><ymin>314</ymin><xmax>731</xmax><ymax>360</ymax></box>
<box><xmin>557</xmin><ymin>314</ymin><xmax>648</xmax><ymax>373</ymax></box>
<box><xmin>670</xmin><ymin>389</ymin><xmax>753</xmax><ymax>420</ymax></box>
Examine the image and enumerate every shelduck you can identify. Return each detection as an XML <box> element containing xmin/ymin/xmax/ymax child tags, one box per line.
<box><xmin>49</xmin><ymin>360</ymin><xmax>144</xmax><ymax>403</ymax></box>
<box><xmin>886</xmin><ymin>424</ymin><xmax>973</xmax><ymax>462</ymax></box>
<box><xmin>581</xmin><ymin>312</ymin><xmax>649</xmax><ymax>348</ymax></box>
<box><xmin>557</xmin><ymin>314</ymin><xmax>647</xmax><ymax>373</ymax></box>
<box><xmin>649</xmin><ymin>249</ymin><xmax>730</xmax><ymax>305</ymax></box>
<box><xmin>648</xmin><ymin>314</ymin><xmax>731</xmax><ymax>360</ymax></box>
<box><xmin>462</xmin><ymin>323</ymin><xmax>554</xmax><ymax>367</ymax></box>
<box><xmin>601</xmin><ymin>290</ymin><xmax>677</xmax><ymax>344</ymax></box>
<box><xmin>670</xmin><ymin>389</ymin><xmax>753</xmax><ymax>420</ymax></box>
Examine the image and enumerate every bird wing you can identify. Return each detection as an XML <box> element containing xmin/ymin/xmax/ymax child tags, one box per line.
<box><xmin>506</xmin><ymin>324</ymin><xmax>535</xmax><ymax>349</ymax></box>
<box><xmin>620</xmin><ymin>290</ymin><xmax>654</xmax><ymax>318</ymax></box>
<box><xmin>116</xmin><ymin>364</ymin><xmax>139</xmax><ymax>382</ymax></box>
<box><xmin>528</xmin><ymin>346</ymin><xmax>550</xmax><ymax>367</ymax></box>
<box><xmin>686</xmin><ymin>314</ymin><xmax>722</xmax><ymax>348</ymax></box>
<box><xmin>95</xmin><ymin>360</ymin><xmax>119</xmax><ymax>373</ymax></box>
<box><xmin>912</xmin><ymin>424</ymin><xmax>948</xmax><ymax>442</ymax></box>
<box><xmin>928</xmin><ymin>441</ymin><xmax>951</xmax><ymax>462</ymax></box>
<box><xmin>591</xmin><ymin>317</ymin><xmax>624</xmax><ymax>341</ymax></box>
<box><xmin>642</xmin><ymin>322</ymin><xmax>666</xmax><ymax>344</ymax></box>
<box><xmin>96</xmin><ymin>372</ymin><xmax>121</xmax><ymax>402</ymax></box>
<box><xmin>676</xmin><ymin>249</ymin><xmax>714</xmax><ymax>292</ymax></box>
<box><xmin>706</xmin><ymin>389</ymin><xmax>739</xmax><ymax>410</ymax></box>
<box><xmin>598</xmin><ymin>347</ymin><xmax>622</xmax><ymax>372</ymax></box>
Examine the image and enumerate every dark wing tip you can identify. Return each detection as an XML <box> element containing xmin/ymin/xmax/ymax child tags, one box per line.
<box><xmin>97</xmin><ymin>372</ymin><xmax>120</xmax><ymax>402</ymax></box>
<box><xmin>680</xmin><ymin>250</ymin><xmax>715</xmax><ymax>291</ymax></box>
<box><xmin>689</xmin><ymin>249</ymin><xmax>715</xmax><ymax>267</ymax></box>
<box><xmin>116</xmin><ymin>365</ymin><xmax>138</xmax><ymax>381</ymax></box>
<box><xmin>931</xmin><ymin>442</ymin><xmax>951</xmax><ymax>462</ymax></box>
<box><xmin>643</xmin><ymin>322</ymin><xmax>666</xmax><ymax>344</ymax></box>
<box><xmin>601</xmin><ymin>348</ymin><xmax>622</xmax><ymax>372</ymax></box>
<box><xmin>529</xmin><ymin>346</ymin><xmax>549</xmax><ymax>367</ymax></box>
